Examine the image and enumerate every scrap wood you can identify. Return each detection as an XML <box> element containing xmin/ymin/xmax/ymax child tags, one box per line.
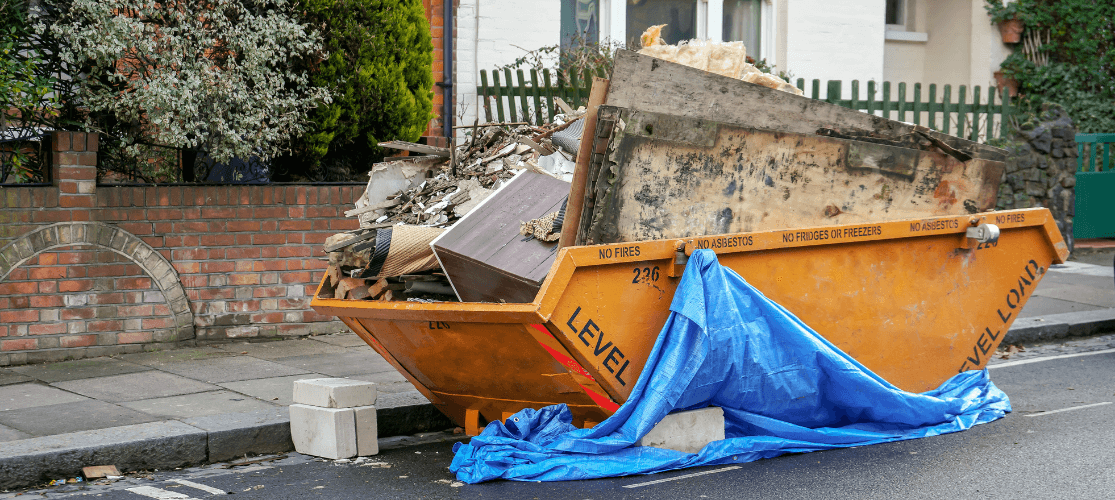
<box><xmin>378</xmin><ymin>140</ymin><xmax>450</xmax><ymax>157</ymax></box>
<box><xmin>82</xmin><ymin>465</ymin><xmax>120</xmax><ymax>479</ymax></box>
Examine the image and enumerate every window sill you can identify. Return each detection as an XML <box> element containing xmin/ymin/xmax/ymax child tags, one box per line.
<box><xmin>884</xmin><ymin>30</ymin><xmax>928</xmax><ymax>43</ymax></box>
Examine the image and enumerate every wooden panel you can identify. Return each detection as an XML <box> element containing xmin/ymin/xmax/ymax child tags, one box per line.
<box><xmin>605</xmin><ymin>50</ymin><xmax>1007</xmax><ymax>162</ymax></box>
<box><xmin>578</xmin><ymin>107</ymin><xmax>1005</xmax><ymax>245</ymax></box>
<box><xmin>433</xmin><ymin>171</ymin><xmax>569</xmax><ymax>303</ymax></box>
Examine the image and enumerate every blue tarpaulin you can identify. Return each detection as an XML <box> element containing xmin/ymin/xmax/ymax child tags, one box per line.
<box><xmin>450</xmin><ymin>249</ymin><xmax>1011</xmax><ymax>483</ymax></box>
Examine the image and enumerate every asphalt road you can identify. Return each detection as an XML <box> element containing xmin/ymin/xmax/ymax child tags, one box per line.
<box><xmin>9</xmin><ymin>349</ymin><xmax>1114</xmax><ymax>500</ymax></box>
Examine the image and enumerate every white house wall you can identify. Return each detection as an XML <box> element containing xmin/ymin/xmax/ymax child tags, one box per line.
<box><xmin>784</xmin><ymin>0</ymin><xmax>885</xmax><ymax>99</ymax></box>
<box><xmin>455</xmin><ymin>0</ymin><xmax>561</xmax><ymax>141</ymax></box>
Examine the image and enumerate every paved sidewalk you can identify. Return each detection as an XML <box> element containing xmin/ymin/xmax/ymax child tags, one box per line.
<box><xmin>0</xmin><ymin>257</ymin><xmax>1112</xmax><ymax>489</ymax></box>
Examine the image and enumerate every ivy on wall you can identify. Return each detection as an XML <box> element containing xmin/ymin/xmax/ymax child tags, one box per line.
<box><xmin>994</xmin><ymin>0</ymin><xmax>1115</xmax><ymax>133</ymax></box>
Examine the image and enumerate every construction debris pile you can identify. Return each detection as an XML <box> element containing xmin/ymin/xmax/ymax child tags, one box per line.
<box><xmin>317</xmin><ymin>43</ymin><xmax>1006</xmax><ymax>306</ymax></box>
<box><xmin>319</xmin><ymin>109</ymin><xmax>584</xmax><ymax>302</ymax></box>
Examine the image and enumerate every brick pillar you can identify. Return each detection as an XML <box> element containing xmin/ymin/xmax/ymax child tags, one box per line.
<box><xmin>51</xmin><ymin>131</ymin><xmax>97</xmax><ymax>214</ymax></box>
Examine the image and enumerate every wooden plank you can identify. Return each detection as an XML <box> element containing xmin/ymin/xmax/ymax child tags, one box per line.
<box><xmin>604</xmin><ymin>51</ymin><xmax>1006</xmax><ymax>161</ymax></box>
<box><xmin>987</xmin><ymin>86</ymin><xmax>998</xmax><ymax>139</ymax></box>
<box><xmin>970</xmin><ymin>86</ymin><xmax>982</xmax><ymax>142</ymax></box>
<box><xmin>810</xmin><ymin>79</ymin><xmax>821</xmax><ymax>100</ymax></box>
<box><xmin>530</xmin><ymin>69</ymin><xmax>544</xmax><ymax>125</ymax></box>
<box><xmin>543</xmin><ymin>69</ymin><xmax>555</xmax><ymax>120</ymax></box>
<box><xmin>866</xmin><ymin>80</ymin><xmax>877</xmax><ymax>115</ymax></box>
<box><xmin>568</xmin><ymin>69</ymin><xmax>582</xmax><ymax>108</ymax></box>
<box><xmin>897</xmin><ymin>82</ymin><xmax>907</xmax><ymax>123</ymax></box>
<box><xmin>958</xmin><ymin>85</ymin><xmax>969</xmax><ymax>140</ymax></box>
<box><xmin>928</xmin><ymin>84</ymin><xmax>938</xmax><ymax>131</ymax></box>
<box><xmin>913</xmin><ymin>83</ymin><xmax>922</xmax><ymax>126</ymax></box>
<box><xmin>941</xmin><ymin>85</ymin><xmax>953</xmax><ymax>136</ymax></box>
<box><xmin>377</xmin><ymin>141</ymin><xmax>450</xmax><ymax>157</ymax></box>
<box><xmin>479</xmin><ymin>70</ymin><xmax>493</xmax><ymax>122</ymax></box>
<box><xmin>850</xmin><ymin>80</ymin><xmax>860</xmax><ymax>111</ymax></box>
<box><xmin>827</xmin><ymin>80</ymin><xmax>841</xmax><ymax>105</ymax></box>
<box><xmin>432</xmin><ymin>171</ymin><xmax>570</xmax><ymax>303</ymax></box>
<box><xmin>503</xmin><ymin>68</ymin><xmax>518</xmax><ymax>122</ymax></box>
<box><xmin>516</xmin><ymin>69</ymin><xmax>530</xmax><ymax>125</ymax></box>
<box><xmin>558</xmin><ymin>77</ymin><xmax>610</xmax><ymax>250</ymax></box>
<box><xmin>881</xmin><ymin>81</ymin><xmax>892</xmax><ymax>120</ymax></box>
<box><xmin>1001</xmin><ymin>85</ymin><xmax>1013</xmax><ymax>138</ymax></box>
<box><xmin>579</xmin><ymin>106</ymin><xmax>1005</xmax><ymax>245</ymax></box>
<box><xmin>492</xmin><ymin>70</ymin><xmax>506</xmax><ymax>123</ymax></box>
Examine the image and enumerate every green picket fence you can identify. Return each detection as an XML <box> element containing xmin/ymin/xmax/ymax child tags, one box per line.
<box><xmin>477</xmin><ymin>67</ymin><xmax>607</xmax><ymax>127</ymax></box>
<box><xmin>793</xmin><ymin>78</ymin><xmax>1014</xmax><ymax>143</ymax></box>
<box><xmin>477</xmin><ymin>68</ymin><xmax>1015</xmax><ymax>144</ymax></box>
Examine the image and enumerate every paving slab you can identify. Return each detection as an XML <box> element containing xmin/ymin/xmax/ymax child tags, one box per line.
<box><xmin>0</xmin><ymin>368</ymin><xmax>33</xmax><ymax>387</ymax></box>
<box><xmin>349</xmin><ymin>371</ymin><xmax>416</xmax><ymax>394</ymax></box>
<box><xmin>310</xmin><ymin>333</ymin><xmax>369</xmax><ymax>348</ymax></box>
<box><xmin>213</xmin><ymin>339</ymin><xmax>348</xmax><ymax>359</ymax></box>
<box><xmin>217</xmin><ymin>374</ymin><xmax>325</xmax><ymax>406</ymax></box>
<box><xmin>0</xmin><ymin>400</ymin><xmax>159</xmax><ymax>436</ymax></box>
<box><xmin>120</xmin><ymin>390</ymin><xmax>278</xmax><ymax>419</ymax></box>
<box><xmin>181</xmin><ymin>408</ymin><xmax>292</xmax><ymax>462</ymax></box>
<box><xmin>0</xmin><ymin>421</ymin><xmax>207</xmax><ymax>489</ymax></box>
<box><xmin>113</xmin><ymin>347</ymin><xmax>238</xmax><ymax>367</ymax></box>
<box><xmin>271</xmin><ymin>350</ymin><xmax>396</xmax><ymax>377</ymax></box>
<box><xmin>0</xmin><ymin>422</ymin><xmax>31</xmax><ymax>442</ymax></box>
<box><xmin>8</xmin><ymin>357</ymin><xmax>150</xmax><ymax>383</ymax></box>
<box><xmin>1040</xmin><ymin>272</ymin><xmax>1114</xmax><ymax>289</ymax></box>
<box><xmin>0</xmin><ymin>383</ymin><xmax>87</xmax><ymax>411</ymax></box>
<box><xmin>1032</xmin><ymin>283</ymin><xmax>1115</xmax><ymax>308</ymax></box>
<box><xmin>52</xmin><ymin>371</ymin><xmax>218</xmax><ymax>403</ymax></box>
<box><xmin>1019</xmin><ymin>296</ymin><xmax>1105</xmax><ymax>318</ymax></box>
<box><xmin>154</xmin><ymin>355</ymin><xmax>311</xmax><ymax>383</ymax></box>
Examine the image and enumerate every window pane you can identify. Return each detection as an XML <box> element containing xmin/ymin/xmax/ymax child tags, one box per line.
<box><xmin>885</xmin><ymin>0</ymin><xmax>904</xmax><ymax>25</ymax></box>
<box><xmin>561</xmin><ymin>0</ymin><xmax>599</xmax><ymax>49</ymax></box>
<box><xmin>723</xmin><ymin>0</ymin><xmax>761</xmax><ymax>56</ymax></box>
<box><xmin>627</xmin><ymin>0</ymin><xmax>698</xmax><ymax>48</ymax></box>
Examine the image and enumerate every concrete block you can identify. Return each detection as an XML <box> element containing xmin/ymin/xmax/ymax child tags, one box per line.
<box><xmin>289</xmin><ymin>404</ymin><xmax>356</xmax><ymax>459</ymax></box>
<box><xmin>636</xmin><ymin>407</ymin><xmax>725</xmax><ymax>454</ymax></box>
<box><xmin>293</xmin><ymin>378</ymin><xmax>376</xmax><ymax>408</ymax></box>
<box><xmin>354</xmin><ymin>405</ymin><xmax>379</xmax><ymax>456</ymax></box>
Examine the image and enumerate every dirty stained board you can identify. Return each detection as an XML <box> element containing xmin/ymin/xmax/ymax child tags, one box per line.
<box><xmin>605</xmin><ymin>49</ymin><xmax>1007</xmax><ymax>163</ymax></box>
<box><xmin>433</xmin><ymin>171</ymin><xmax>570</xmax><ymax>303</ymax></box>
<box><xmin>577</xmin><ymin>106</ymin><xmax>1005</xmax><ymax>245</ymax></box>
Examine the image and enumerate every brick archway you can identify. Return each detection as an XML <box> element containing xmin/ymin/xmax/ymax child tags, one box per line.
<box><xmin>0</xmin><ymin>222</ymin><xmax>194</xmax><ymax>340</ymax></box>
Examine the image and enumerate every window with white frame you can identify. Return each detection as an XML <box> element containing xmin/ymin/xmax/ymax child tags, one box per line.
<box><xmin>562</xmin><ymin>0</ymin><xmax>775</xmax><ymax>64</ymax></box>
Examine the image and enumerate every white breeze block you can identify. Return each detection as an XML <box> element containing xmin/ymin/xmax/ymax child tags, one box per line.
<box><xmin>290</xmin><ymin>404</ymin><xmax>357</xmax><ymax>459</ymax></box>
<box><xmin>354</xmin><ymin>405</ymin><xmax>379</xmax><ymax>456</ymax></box>
<box><xmin>293</xmin><ymin>378</ymin><xmax>377</xmax><ymax>408</ymax></box>
<box><xmin>635</xmin><ymin>407</ymin><xmax>725</xmax><ymax>454</ymax></box>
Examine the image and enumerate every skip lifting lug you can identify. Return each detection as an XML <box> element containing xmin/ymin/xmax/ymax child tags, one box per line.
<box><xmin>961</xmin><ymin>218</ymin><xmax>1000</xmax><ymax>250</ymax></box>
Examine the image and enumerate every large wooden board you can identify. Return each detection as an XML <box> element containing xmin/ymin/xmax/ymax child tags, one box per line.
<box><xmin>577</xmin><ymin>106</ymin><xmax>1005</xmax><ymax>245</ymax></box>
<box><xmin>433</xmin><ymin>171</ymin><xmax>569</xmax><ymax>303</ymax></box>
<box><xmin>606</xmin><ymin>50</ymin><xmax>1007</xmax><ymax>162</ymax></box>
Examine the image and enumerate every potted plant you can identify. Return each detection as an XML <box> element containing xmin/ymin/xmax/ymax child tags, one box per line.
<box><xmin>985</xmin><ymin>1</ymin><xmax>1024</xmax><ymax>43</ymax></box>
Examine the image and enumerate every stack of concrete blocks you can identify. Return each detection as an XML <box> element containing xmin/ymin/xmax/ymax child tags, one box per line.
<box><xmin>635</xmin><ymin>407</ymin><xmax>725</xmax><ymax>454</ymax></box>
<box><xmin>289</xmin><ymin>378</ymin><xmax>379</xmax><ymax>459</ymax></box>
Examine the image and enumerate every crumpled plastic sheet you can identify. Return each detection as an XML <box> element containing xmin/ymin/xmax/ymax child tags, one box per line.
<box><xmin>450</xmin><ymin>249</ymin><xmax>1011</xmax><ymax>483</ymax></box>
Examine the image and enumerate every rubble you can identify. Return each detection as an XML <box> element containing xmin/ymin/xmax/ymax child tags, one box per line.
<box><xmin>360</xmin><ymin>115</ymin><xmax>582</xmax><ymax>230</ymax></box>
<box><xmin>321</xmin><ymin>111</ymin><xmax>584</xmax><ymax>303</ymax></box>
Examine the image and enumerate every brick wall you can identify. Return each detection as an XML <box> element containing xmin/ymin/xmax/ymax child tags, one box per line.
<box><xmin>0</xmin><ymin>131</ymin><xmax>361</xmax><ymax>366</ymax></box>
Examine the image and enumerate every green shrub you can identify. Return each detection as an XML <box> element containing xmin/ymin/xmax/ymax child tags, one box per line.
<box><xmin>280</xmin><ymin>0</ymin><xmax>434</xmax><ymax>182</ymax></box>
